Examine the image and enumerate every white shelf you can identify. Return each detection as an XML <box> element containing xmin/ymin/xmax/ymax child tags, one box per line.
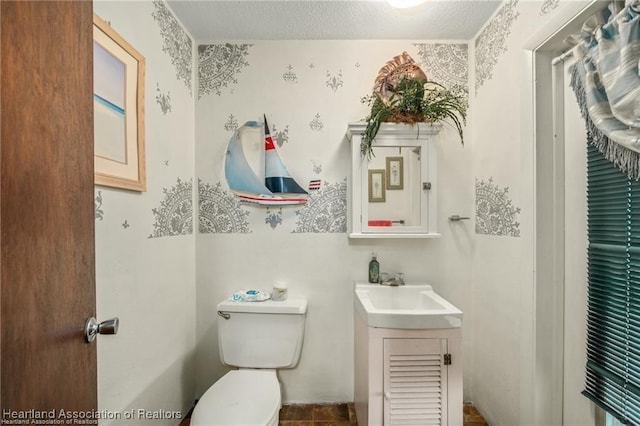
<box><xmin>348</xmin><ymin>232</ymin><xmax>441</xmax><ymax>239</ymax></box>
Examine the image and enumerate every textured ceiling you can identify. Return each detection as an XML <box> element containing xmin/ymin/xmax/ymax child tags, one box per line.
<box><xmin>166</xmin><ymin>0</ymin><xmax>501</xmax><ymax>41</ymax></box>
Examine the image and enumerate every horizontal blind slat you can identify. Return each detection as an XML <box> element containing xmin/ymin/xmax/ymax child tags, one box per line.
<box><xmin>585</xmin><ymin>143</ymin><xmax>640</xmax><ymax>421</ymax></box>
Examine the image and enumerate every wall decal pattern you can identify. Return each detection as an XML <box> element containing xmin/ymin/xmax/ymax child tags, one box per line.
<box><xmin>152</xmin><ymin>0</ymin><xmax>193</xmax><ymax>95</ymax></box>
<box><xmin>271</xmin><ymin>122</ymin><xmax>289</xmax><ymax>147</ymax></box>
<box><xmin>309</xmin><ymin>114</ymin><xmax>324</xmax><ymax>131</ymax></box>
<box><xmin>156</xmin><ymin>82</ymin><xmax>172</xmax><ymax>114</ymax></box>
<box><xmin>311</xmin><ymin>161</ymin><xmax>322</xmax><ymax>175</ymax></box>
<box><xmin>198</xmin><ymin>180</ymin><xmax>251</xmax><ymax>234</ymax></box>
<box><xmin>95</xmin><ymin>191</ymin><xmax>104</xmax><ymax>221</ymax></box>
<box><xmin>149</xmin><ymin>178</ymin><xmax>194</xmax><ymax>238</ymax></box>
<box><xmin>224</xmin><ymin>114</ymin><xmax>239</xmax><ymax>132</ymax></box>
<box><xmin>283</xmin><ymin>65</ymin><xmax>298</xmax><ymax>84</ymax></box>
<box><xmin>540</xmin><ymin>0</ymin><xmax>559</xmax><ymax>15</ymax></box>
<box><xmin>415</xmin><ymin>43</ymin><xmax>468</xmax><ymax>96</ymax></box>
<box><xmin>265</xmin><ymin>208</ymin><xmax>283</xmax><ymax>230</ymax></box>
<box><xmin>122</xmin><ymin>220</ymin><xmax>130</xmax><ymax>229</ymax></box>
<box><xmin>198</xmin><ymin>43</ymin><xmax>252</xmax><ymax>98</ymax></box>
<box><xmin>475</xmin><ymin>0</ymin><xmax>519</xmax><ymax>94</ymax></box>
<box><xmin>293</xmin><ymin>179</ymin><xmax>347</xmax><ymax>233</ymax></box>
<box><xmin>475</xmin><ymin>178</ymin><xmax>521</xmax><ymax>237</ymax></box>
<box><xmin>326</xmin><ymin>70</ymin><xmax>344</xmax><ymax>92</ymax></box>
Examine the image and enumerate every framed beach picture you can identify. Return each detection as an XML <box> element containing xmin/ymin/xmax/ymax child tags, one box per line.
<box><xmin>386</xmin><ymin>156</ymin><xmax>403</xmax><ymax>190</ymax></box>
<box><xmin>93</xmin><ymin>14</ymin><xmax>146</xmax><ymax>191</ymax></box>
<box><xmin>368</xmin><ymin>169</ymin><xmax>386</xmax><ymax>202</ymax></box>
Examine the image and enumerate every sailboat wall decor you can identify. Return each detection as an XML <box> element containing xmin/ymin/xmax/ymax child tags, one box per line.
<box><xmin>225</xmin><ymin>115</ymin><xmax>308</xmax><ymax>205</ymax></box>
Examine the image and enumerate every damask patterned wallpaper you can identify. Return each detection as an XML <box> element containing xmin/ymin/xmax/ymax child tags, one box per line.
<box><xmin>90</xmin><ymin>3</ymin><xmax>569</xmax><ymax>246</ymax></box>
<box><xmin>149</xmin><ymin>178</ymin><xmax>194</xmax><ymax>238</ymax></box>
<box><xmin>152</xmin><ymin>0</ymin><xmax>193</xmax><ymax>96</ymax></box>
<box><xmin>198</xmin><ymin>43</ymin><xmax>252</xmax><ymax>98</ymax></box>
<box><xmin>540</xmin><ymin>0</ymin><xmax>560</xmax><ymax>15</ymax></box>
<box><xmin>415</xmin><ymin>43</ymin><xmax>469</xmax><ymax>97</ymax></box>
<box><xmin>198</xmin><ymin>180</ymin><xmax>251</xmax><ymax>233</ymax></box>
<box><xmin>475</xmin><ymin>178</ymin><xmax>521</xmax><ymax>237</ymax></box>
<box><xmin>475</xmin><ymin>0</ymin><xmax>520</xmax><ymax>94</ymax></box>
<box><xmin>292</xmin><ymin>179</ymin><xmax>347</xmax><ymax>233</ymax></box>
<box><xmin>471</xmin><ymin>0</ymin><xmax>524</xmax><ymax>237</ymax></box>
<box><xmin>196</xmin><ymin>41</ymin><xmax>470</xmax><ymax>235</ymax></box>
<box><xmin>94</xmin><ymin>9</ymin><xmax>533</xmax><ymax>240</ymax></box>
<box><xmin>94</xmin><ymin>1</ymin><xmax>196</xmax><ymax>240</ymax></box>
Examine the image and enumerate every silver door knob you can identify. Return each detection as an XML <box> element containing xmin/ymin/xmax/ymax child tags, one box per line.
<box><xmin>85</xmin><ymin>317</ymin><xmax>119</xmax><ymax>343</ymax></box>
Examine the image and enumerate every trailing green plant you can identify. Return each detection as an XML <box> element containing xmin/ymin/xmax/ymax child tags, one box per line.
<box><xmin>360</xmin><ymin>76</ymin><xmax>468</xmax><ymax>158</ymax></box>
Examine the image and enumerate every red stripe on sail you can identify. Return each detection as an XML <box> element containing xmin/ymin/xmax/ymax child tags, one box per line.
<box><xmin>263</xmin><ymin>114</ymin><xmax>276</xmax><ymax>151</ymax></box>
<box><xmin>265</xmin><ymin>134</ymin><xmax>276</xmax><ymax>151</ymax></box>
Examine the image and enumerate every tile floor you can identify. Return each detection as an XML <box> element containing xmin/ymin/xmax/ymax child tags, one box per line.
<box><xmin>180</xmin><ymin>402</ymin><xmax>489</xmax><ymax>425</ymax></box>
<box><xmin>463</xmin><ymin>403</ymin><xmax>490</xmax><ymax>426</ymax></box>
<box><xmin>279</xmin><ymin>403</ymin><xmax>357</xmax><ymax>425</ymax></box>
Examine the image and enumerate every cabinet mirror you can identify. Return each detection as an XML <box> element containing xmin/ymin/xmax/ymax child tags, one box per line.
<box><xmin>348</xmin><ymin>122</ymin><xmax>440</xmax><ymax>238</ymax></box>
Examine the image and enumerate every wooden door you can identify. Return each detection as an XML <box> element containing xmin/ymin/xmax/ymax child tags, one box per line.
<box><xmin>1</xmin><ymin>0</ymin><xmax>97</xmax><ymax>420</ymax></box>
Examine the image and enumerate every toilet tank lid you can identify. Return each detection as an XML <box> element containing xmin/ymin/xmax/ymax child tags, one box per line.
<box><xmin>217</xmin><ymin>298</ymin><xmax>308</xmax><ymax>314</ymax></box>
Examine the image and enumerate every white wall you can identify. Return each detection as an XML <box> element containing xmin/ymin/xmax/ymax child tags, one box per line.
<box><xmin>93</xmin><ymin>1</ymin><xmax>196</xmax><ymax>424</ymax></box>
<box><xmin>194</xmin><ymin>40</ymin><xmax>475</xmax><ymax>402</ymax></box>
<box><xmin>469</xmin><ymin>1</ymin><xmax>597</xmax><ymax>425</ymax></box>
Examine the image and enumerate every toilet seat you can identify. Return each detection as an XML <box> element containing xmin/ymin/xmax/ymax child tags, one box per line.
<box><xmin>190</xmin><ymin>369</ymin><xmax>281</xmax><ymax>426</ymax></box>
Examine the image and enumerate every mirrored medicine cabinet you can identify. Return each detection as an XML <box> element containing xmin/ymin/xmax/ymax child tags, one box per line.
<box><xmin>347</xmin><ymin>122</ymin><xmax>441</xmax><ymax>238</ymax></box>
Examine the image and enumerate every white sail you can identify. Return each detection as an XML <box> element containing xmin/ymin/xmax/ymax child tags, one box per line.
<box><xmin>224</xmin><ymin>119</ymin><xmax>307</xmax><ymax>205</ymax></box>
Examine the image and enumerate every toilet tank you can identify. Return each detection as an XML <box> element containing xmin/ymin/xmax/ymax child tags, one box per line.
<box><xmin>217</xmin><ymin>298</ymin><xmax>308</xmax><ymax>369</ymax></box>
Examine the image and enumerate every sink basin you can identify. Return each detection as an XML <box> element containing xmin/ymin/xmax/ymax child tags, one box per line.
<box><xmin>354</xmin><ymin>282</ymin><xmax>463</xmax><ymax>329</ymax></box>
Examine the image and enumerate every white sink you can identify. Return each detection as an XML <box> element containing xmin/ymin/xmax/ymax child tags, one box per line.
<box><xmin>354</xmin><ymin>282</ymin><xmax>463</xmax><ymax>329</ymax></box>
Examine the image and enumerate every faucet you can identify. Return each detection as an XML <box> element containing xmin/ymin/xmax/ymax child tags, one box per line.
<box><xmin>379</xmin><ymin>272</ymin><xmax>405</xmax><ymax>286</ymax></box>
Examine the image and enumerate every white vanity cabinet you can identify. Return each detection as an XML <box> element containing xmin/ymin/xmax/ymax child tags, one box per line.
<box><xmin>354</xmin><ymin>313</ymin><xmax>463</xmax><ymax>426</ymax></box>
<box><xmin>347</xmin><ymin>122</ymin><xmax>441</xmax><ymax>238</ymax></box>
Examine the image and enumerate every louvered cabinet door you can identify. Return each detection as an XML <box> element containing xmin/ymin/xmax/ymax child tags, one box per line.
<box><xmin>383</xmin><ymin>338</ymin><xmax>448</xmax><ymax>426</ymax></box>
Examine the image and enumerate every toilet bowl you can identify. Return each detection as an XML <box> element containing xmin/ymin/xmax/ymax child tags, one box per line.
<box><xmin>191</xmin><ymin>297</ymin><xmax>307</xmax><ymax>426</ymax></box>
<box><xmin>190</xmin><ymin>370</ymin><xmax>280</xmax><ymax>426</ymax></box>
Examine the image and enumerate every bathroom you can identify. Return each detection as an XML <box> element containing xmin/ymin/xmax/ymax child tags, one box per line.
<box><xmin>91</xmin><ymin>0</ymin><xmax>600</xmax><ymax>424</ymax></box>
<box><xmin>1</xmin><ymin>0</ymin><xmax>612</xmax><ymax>425</ymax></box>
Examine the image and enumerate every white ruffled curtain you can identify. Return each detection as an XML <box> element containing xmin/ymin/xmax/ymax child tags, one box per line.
<box><xmin>568</xmin><ymin>0</ymin><xmax>640</xmax><ymax>180</ymax></box>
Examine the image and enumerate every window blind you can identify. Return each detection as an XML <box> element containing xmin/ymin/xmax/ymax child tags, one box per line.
<box><xmin>583</xmin><ymin>143</ymin><xmax>640</xmax><ymax>424</ymax></box>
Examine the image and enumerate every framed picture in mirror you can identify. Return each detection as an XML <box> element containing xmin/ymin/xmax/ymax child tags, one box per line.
<box><xmin>386</xmin><ymin>156</ymin><xmax>403</xmax><ymax>190</ymax></box>
<box><xmin>368</xmin><ymin>169</ymin><xmax>386</xmax><ymax>202</ymax></box>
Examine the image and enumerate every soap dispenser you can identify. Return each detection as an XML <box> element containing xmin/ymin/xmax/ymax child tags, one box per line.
<box><xmin>368</xmin><ymin>252</ymin><xmax>380</xmax><ymax>283</ymax></box>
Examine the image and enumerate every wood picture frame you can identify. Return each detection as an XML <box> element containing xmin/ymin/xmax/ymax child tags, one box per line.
<box><xmin>93</xmin><ymin>13</ymin><xmax>146</xmax><ymax>191</ymax></box>
<box><xmin>368</xmin><ymin>169</ymin><xmax>386</xmax><ymax>202</ymax></box>
<box><xmin>386</xmin><ymin>156</ymin><xmax>404</xmax><ymax>190</ymax></box>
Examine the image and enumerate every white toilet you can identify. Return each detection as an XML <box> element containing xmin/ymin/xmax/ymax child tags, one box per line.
<box><xmin>190</xmin><ymin>297</ymin><xmax>308</xmax><ymax>426</ymax></box>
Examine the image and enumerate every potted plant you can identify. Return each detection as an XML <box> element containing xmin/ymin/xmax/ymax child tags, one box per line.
<box><xmin>360</xmin><ymin>55</ymin><xmax>468</xmax><ymax>159</ymax></box>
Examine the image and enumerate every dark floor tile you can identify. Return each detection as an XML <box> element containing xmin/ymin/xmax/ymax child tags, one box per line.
<box><xmin>464</xmin><ymin>403</ymin><xmax>489</xmax><ymax>426</ymax></box>
<box><xmin>280</xmin><ymin>404</ymin><xmax>315</xmax><ymax>421</ymax></box>
<box><xmin>313</xmin><ymin>404</ymin><xmax>351</xmax><ymax>421</ymax></box>
<box><xmin>179</xmin><ymin>405</ymin><xmax>194</xmax><ymax>426</ymax></box>
<box><xmin>314</xmin><ymin>422</ymin><xmax>355</xmax><ymax>426</ymax></box>
<box><xmin>347</xmin><ymin>403</ymin><xmax>357</xmax><ymax>423</ymax></box>
<box><xmin>279</xmin><ymin>421</ymin><xmax>314</xmax><ymax>426</ymax></box>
